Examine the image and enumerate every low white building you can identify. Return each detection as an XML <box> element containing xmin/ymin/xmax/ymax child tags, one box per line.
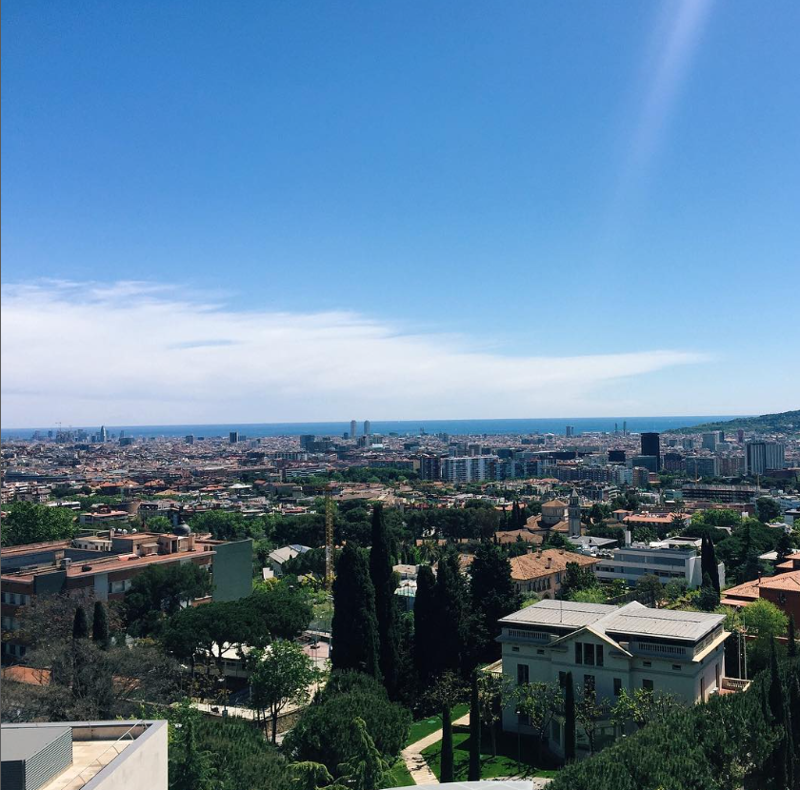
<box><xmin>499</xmin><ymin>599</ymin><xmax>729</xmax><ymax>759</ymax></box>
<box><xmin>594</xmin><ymin>538</ymin><xmax>724</xmax><ymax>590</ymax></box>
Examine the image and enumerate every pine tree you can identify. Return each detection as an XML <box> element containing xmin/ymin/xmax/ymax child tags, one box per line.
<box><xmin>331</xmin><ymin>543</ymin><xmax>381</xmax><ymax>679</ymax></box>
<box><xmin>701</xmin><ymin>535</ymin><xmax>721</xmax><ymax>594</ymax></box>
<box><xmin>469</xmin><ymin>671</ymin><xmax>481</xmax><ymax>781</ymax></box>
<box><xmin>469</xmin><ymin>542</ymin><xmax>520</xmax><ymax>662</ymax></box>
<box><xmin>414</xmin><ymin>565</ymin><xmax>438</xmax><ymax>689</ymax></box>
<box><xmin>564</xmin><ymin>672</ymin><xmax>576</xmax><ymax>763</ymax></box>
<box><xmin>72</xmin><ymin>605</ymin><xmax>89</xmax><ymax>640</ymax></box>
<box><xmin>92</xmin><ymin>600</ymin><xmax>110</xmax><ymax>648</ymax></box>
<box><xmin>369</xmin><ymin>504</ymin><xmax>400</xmax><ymax>697</ymax></box>
<box><xmin>788</xmin><ymin>614</ymin><xmax>797</xmax><ymax>658</ymax></box>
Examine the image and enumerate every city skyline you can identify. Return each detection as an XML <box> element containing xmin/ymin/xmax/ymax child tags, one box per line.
<box><xmin>3</xmin><ymin>1</ymin><xmax>799</xmax><ymax>424</ymax></box>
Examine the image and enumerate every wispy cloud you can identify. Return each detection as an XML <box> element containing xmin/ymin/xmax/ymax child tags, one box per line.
<box><xmin>0</xmin><ymin>281</ymin><xmax>708</xmax><ymax>426</ymax></box>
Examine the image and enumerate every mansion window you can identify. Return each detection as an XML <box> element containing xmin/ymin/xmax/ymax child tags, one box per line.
<box><xmin>574</xmin><ymin>641</ymin><xmax>603</xmax><ymax>667</ymax></box>
<box><xmin>517</xmin><ymin>663</ymin><xmax>529</xmax><ymax>685</ymax></box>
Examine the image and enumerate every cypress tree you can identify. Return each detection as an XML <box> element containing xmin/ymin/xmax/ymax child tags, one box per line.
<box><xmin>432</xmin><ymin>550</ymin><xmax>466</xmax><ymax>677</ymax></box>
<box><xmin>92</xmin><ymin>600</ymin><xmax>110</xmax><ymax>648</ymax></box>
<box><xmin>369</xmin><ymin>504</ymin><xmax>400</xmax><ymax>696</ymax></box>
<box><xmin>331</xmin><ymin>543</ymin><xmax>381</xmax><ymax>679</ymax></box>
<box><xmin>468</xmin><ymin>671</ymin><xmax>481</xmax><ymax>781</ymax></box>
<box><xmin>440</xmin><ymin>702</ymin><xmax>454</xmax><ymax>783</ymax></box>
<box><xmin>698</xmin><ymin>573</ymin><xmax>720</xmax><ymax>612</ymax></box>
<box><xmin>788</xmin><ymin>614</ymin><xmax>797</xmax><ymax>658</ymax></box>
<box><xmin>701</xmin><ymin>535</ymin><xmax>721</xmax><ymax>594</ymax></box>
<box><xmin>72</xmin><ymin>605</ymin><xmax>89</xmax><ymax>640</ymax></box>
<box><xmin>767</xmin><ymin>640</ymin><xmax>790</xmax><ymax>790</ymax></box>
<box><xmin>469</xmin><ymin>542</ymin><xmax>520</xmax><ymax>662</ymax></box>
<box><xmin>414</xmin><ymin>565</ymin><xmax>438</xmax><ymax>689</ymax></box>
<box><xmin>564</xmin><ymin>672</ymin><xmax>576</xmax><ymax>763</ymax></box>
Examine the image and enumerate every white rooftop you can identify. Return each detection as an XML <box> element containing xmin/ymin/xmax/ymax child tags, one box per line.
<box><xmin>502</xmin><ymin>599</ymin><xmax>723</xmax><ymax>642</ymax></box>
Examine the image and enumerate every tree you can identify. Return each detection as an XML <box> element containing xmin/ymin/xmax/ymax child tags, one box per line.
<box><xmin>700</xmin><ymin>535</ymin><xmax>721</xmax><ymax>593</ymax></box>
<box><xmin>425</xmin><ymin>672</ymin><xmax>465</xmax><ymax>783</ymax></box>
<box><xmin>634</xmin><ymin>574</ymin><xmax>663</xmax><ymax>606</ymax></box>
<box><xmin>368</xmin><ymin>504</ymin><xmax>400</xmax><ymax>696</ymax></box>
<box><xmin>468</xmin><ymin>671</ymin><xmax>481</xmax><ymax>781</ymax></box>
<box><xmin>776</xmin><ymin>530</ymin><xmax>794</xmax><ymax>562</ymax></box>
<box><xmin>664</xmin><ymin>579</ymin><xmax>687</xmax><ymax>603</ymax></box>
<box><xmin>331</xmin><ymin>544</ymin><xmax>380</xmax><ymax>678</ymax></box>
<box><xmin>477</xmin><ymin>672</ymin><xmax>505</xmax><ymax>759</ymax></box>
<box><xmin>188</xmin><ymin>509</ymin><xmax>253</xmax><ymax>541</ymax></box>
<box><xmin>611</xmin><ymin>688</ymin><xmax>682</xmax><ymax>731</ymax></box>
<box><xmin>72</xmin><ymin>605</ymin><xmax>89</xmax><ymax>640</ymax></box>
<box><xmin>92</xmin><ymin>601</ymin><xmax>109</xmax><ymax>647</ymax></box>
<box><xmin>564</xmin><ymin>672</ymin><xmax>576</xmax><ymax>762</ymax></box>
<box><xmin>289</xmin><ymin>762</ymin><xmax>335</xmax><ymax>790</ymax></box>
<box><xmin>145</xmin><ymin>515</ymin><xmax>173</xmax><ymax>533</ymax></box>
<box><xmin>469</xmin><ymin>542</ymin><xmax>520</xmax><ymax>661</ymax></box>
<box><xmin>697</xmin><ymin>573</ymin><xmax>720</xmax><ymax>611</ymax></box>
<box><xmin>575</xmin><ymin>689</ymin><xmax>610</xmax><ymax>756</ymax></box>
<box><xmin>569</xmin><ymin>587</ymin><xmax>607</xmax><ymax>603</ymax></box>
<box><xmin>788</xmin><ymin>613</ymin><xmax>797</xmax><ymax>658</ymax></box>
<box><xmin>745</xmin><ymin>598</ymin><xmax>788</xmax><ymax>674</ymax></box>
<box><xmin>249</xmin><ymin>640</ymin><xmax>319</xmax><ymax>743</ymax></box>
<box><xmin>337</xmin><ymin>717</ymin><xmax>388</xmax><ymax>790</ymax></box>
<box><xmin>560</xmin><ymin>562</ymin><xmax>599</xmax><ymax>598</ymax></box>
<box><xmin>123</xmin><ymin>562</ymin><xmax>213</xmax><ymax>637</ymax></box>
<box><xmin>413</xmin><ymin>565</ymin><xmax>437</xmax><ymax>689</ymax></box>
<box><xmin>432</xmin><ymin>550</ymin><xmax>468</xmax><ymax>677</ymax></box>
<box><xmin>1</xmin><ymin>502</ymin><xmax>77</xmax><ymax>546</ymax></box>
<box><xmin>169</xmin><ymin>701</ymin><xmax>217</xmax><ymax>790</ymax></box>
<box><xmin>511</xmin><ymin>681</ymin><xmax>560</xmax><ymax>761</ymax></box>
<box><xmin>756</xmin><ymin>497</ymin><xmax>782</xmax><ymax>524</ymax></box>
<box><xmin>766</xmin><ymin>641</ymin><xmax>790</xmax><ymax>790</ymax></box>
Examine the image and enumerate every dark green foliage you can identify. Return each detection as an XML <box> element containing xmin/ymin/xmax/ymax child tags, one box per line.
<box><xmin>756</xmin><ymin>497</ymin><xmax>782</xmax><ymax>524</ymax></box>
<box><xmin>72</xmin><ymin>605</ymin><xmax>89</xmax><ymax>639</ymax></box>
<box><xmin>700</xmin><ymin>535</ymin><xmax>721</xmax><ymax>593</ymax></box>
<box><xmin>432</xmin><ymin>550</ymin><xmax>468</xmax><ymax>677</ymax></box>
<box><xmin>440</xmin><ymin>703</ymin><xmax>454</xmax><ymax>783</ymax></box>
<box><xmin>369</xmin><ymin>504</ymin><xmax>400</xmax><ymax>696</ymax></box>
<box><xmin>468</xmin><ymin>672</ymin><xmax>481</xmax><ymax>781</ymax></box>
<box><xmin>283</xmin><ymin>670</ymin><xmax>411</xmax><ymax>777</ymax></box>
<box><xmin>123</xmin><ymin>562</ymin><xmax>213</xmax><ymax>637</ymax></box>
<box><xmin>469</xmin><ymin>542</ymin><xmax>521</xmax><ymax>662</ymax></box>
<box><xmin>776</xmin><ymin>530</ymin><xmax>794</xmax><ymax>562</ymax></box>
<box><xmin>331</xmin><ymin>543</ymin><xmax>381</xmax><ymax>678</ymax></box>
<box><xmin>697</xmin><ymin>573</ymin><xmax>720</xmax><ymax>612</ymax></box>
<box><xmin>788</xmin><ymin>614</ymin><xmax>797</xmax><ymax>658</ymax></box>
<box><xmin>1</xmin><ymin>502</ymin><xmax>76</xmax><ymax>546</ymax></box>
<box><xmin>560</xmin><ymin>562</ymin><xmax>600</xmax><ymax>599</ymax></box>
<box><xmin>414</xmin><ymin>565</ymin><xmax>438</xmax><ymax>687</ymax></box>
<box><xmin>92</xmin><ymin>601</ymin><xmax>109</xmax><ymax>647</ymax></box>
<box><xmin>671</xmin><ymin>410</ymin><xmax>800</xmax><ymax>435</ymax></box>
<box><xmin>188</xmin><ymin>509</ymin><xmax>258</xmax><ymax>541</ymax></box>
<box><xmin>634</xmin><ymin>574</ymin><xmax>663</xmax><ymax>606</ymax></box>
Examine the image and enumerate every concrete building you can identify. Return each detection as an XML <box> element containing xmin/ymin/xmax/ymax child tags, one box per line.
<box><xmin>0</xmin><ymin>720</ymin><xmax>167</xmax><ymax>790</ymax></box>
<box><xmin>745</xmin><ymin>441</ymin><xmax>786</xmax><ymax>475</ymax></box>
<box><xmin>701</xmin><ymin>433</ymin><xmax>718</xmax><ymax>452</ymax></box>
<box><xmin>1</xmin><ymin>530</ymin><xmax>252</xmax><ymax>662</ymax></box>
<box><xmin>440</xmin><ymin>455</ymin><xmax>498</xmax><ymax>483</ymax></box>
<box><xmin>364</xmin><ymin>420</ymin><xmax>371</xmax><ymax>436</ymax></box>
<box><xmin>594</xmin><ymin>538</ymin><xmax>724</xmax><ymax>590</ymax></box>
<box><xmin>684</xmin><ymin>456</ymin><xmax>719</xmax><ymax>479</ymax></box>
<box><xmin>229</xmin><ymin>431</ymin><xmax>239</xmax><ymax>444</ymax></box>
<box><xmin>499</xmin><ymin>599</ymin><xmax>730</xmax><ymax>759</ymax></box>
<box><xmin>350</xmin><ymin>420</ymin><xmax>357</xmax><ymax>439</ymax></box>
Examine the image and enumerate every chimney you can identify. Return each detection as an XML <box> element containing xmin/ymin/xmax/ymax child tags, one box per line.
<box><xmin>546</xmin><ymin>557</ymin><xmax>552</xmax><ymax>569</ymax></box>
<box><xmin>624</xmin><ymin>530</ymin><xmax>632</xmax><ymax>547</ymax></box>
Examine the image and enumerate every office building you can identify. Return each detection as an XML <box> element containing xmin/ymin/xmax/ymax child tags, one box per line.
<box><xmin>565</xmin><ymin>426</ymin><xmax>574</xmax><ymax>438</ymax></box>
<box><xmin>229</xmin><ymin>431</ymin><xmax>239</xmax><ymax>444</ymax></box>
<box><xmin>500</xmin><ymin>599</ymin><xmax>730</xmax><ymax>759</ymax></box>
<box><xmin>663</xmin><ymin>452</ymin><xmax>684</xmax><ymax>472</ymax></box>
<box><xmin>685</xmin><ymin>456</ymin><xmax>719</xmax><ymax>479</ymax></box>
<box><xmin>350</xmin><ymin>419</ymin><xmax>357</xmax><ymax>439</ymax></box>
<box><xmin>0</xmin><ymin>720</ymin><xmax>167</xmax><ymax>790</ymax></box>
<box><xmin>640</xmin><ymin>433</ymin><xmax>661</xmax><ymax>470</ymax></box>
<box><xmin>737</xmin><ymin>429</ymin><xmax>745</xmax><ymax>443</ymax></box>
<box><xmin>299</xmin><ymin>434</ymin><xmax>316</xmax><ymax>451</ymax></box>
<box><xmin>364</xmin><ymin>420</ymin><xmax>371</xmax><ymax>436</ymax></box>
<box><xmin>745</xmin><ymin>441</ymin><xmax>786</xmax><ymax>476</ymax></box>
<box><xmin>417</xmin><ymin>454</ymin><xmax>443</xmax><ymax>481</ymax></box>
<box><xmin>185</xmin><ymin>434</ymin><xmax>195</xmax><ymax>445</ymax></box>
<box><xmin>608</xmin><ymin>449</ymin><xmax>626</xmax><ymax>463</ymax></box>
<box><xmin>701</xmin><ymin>433</ymin><xmax>718</xmax><ymax>452</ymax></box>
<box><xmin>681</xmin><ymin>483</ymin><xmax>759</xmax><ymax>503</ymax></box>
<box><xmin>631</xmin><ymin>455</ymin><xmax>658</xmax><ymax>473</ymax></box>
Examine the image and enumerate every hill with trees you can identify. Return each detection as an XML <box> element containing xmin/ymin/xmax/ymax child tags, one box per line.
<box><xmin>673</xmin><ymin>409</ymin><xmax>800</xmax><ymax>434</ymax></box>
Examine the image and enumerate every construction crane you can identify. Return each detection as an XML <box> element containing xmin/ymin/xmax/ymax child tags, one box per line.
<box><xmin>325</xmin><ymin>489</ymin><xmax>335</xmax><ymax>591</ymax></box>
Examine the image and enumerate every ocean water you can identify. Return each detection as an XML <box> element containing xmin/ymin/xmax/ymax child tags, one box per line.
<box><xmin>0</xmin><ymin>416</ymin><xmax>741</xmax><ymax>440</ymax></box>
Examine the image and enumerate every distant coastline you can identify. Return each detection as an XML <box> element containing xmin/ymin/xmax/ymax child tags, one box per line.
<box><xmin>0</xmin><ymin>415</ymin><xmax>744</xmax><ymax>440</ymax></box>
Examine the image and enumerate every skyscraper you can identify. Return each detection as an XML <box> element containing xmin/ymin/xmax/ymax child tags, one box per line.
<box><xmin>745</xmin><ymin>441</ymin><xmax>785</xmax><ymax>475</ymax></box>
<box><xmin>350</xmin><ymin>419</ymin><xmax>357</xmax><ymax>439</ymax></box>
<box><xmin>229</xmin><ymin>431</ymin><xmax>239</xmax><ymax>444</ymax></box>
<box><xmin>364</xmin><ymin>420</ymin><xmax>371</xmax><ymax>436</ymax></box>
<box><xmin>99</xmin><ymin>425</ymin><xmax>107</xmax><ymax>443</ymax></box>
<box><xmin>640</xmin><ymin>432</ymin><xmax>661</xmax><ymax>471</ymax></box>
<box><xmin>565</xmin><ymin>426</ymin><xmax>574</xmax><ymax>438</ymax></box>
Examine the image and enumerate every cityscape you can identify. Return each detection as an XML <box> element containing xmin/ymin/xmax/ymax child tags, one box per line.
<box><xmin>3</xmin><ymin>2</ymin><xmax>800</xmax><ymax>790</ymax></box>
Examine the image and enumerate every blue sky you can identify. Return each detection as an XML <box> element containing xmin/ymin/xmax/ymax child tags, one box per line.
<box><xmin>2</xmin><ymin>1</ymin><xmax>798</xmax><ymax>426</ymax></box>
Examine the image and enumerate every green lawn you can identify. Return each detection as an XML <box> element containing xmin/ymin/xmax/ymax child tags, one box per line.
<box><xmin>383</xmin><ymin>759</ymin><xmax>415</xmax><ymax>788</ymax></box>
<box><xmin>422</xmin><ymin>731</ymin><xmax>558</xmax><ymax>781</ymax></box>
<box><xmin>406</xmin><ymin>703</ymin><xmax>469</xmax><ymax>746</ymax></box>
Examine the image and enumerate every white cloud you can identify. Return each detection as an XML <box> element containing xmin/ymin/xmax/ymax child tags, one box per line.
<box><xmin>0</xmin><ymin>280</ymin><xmax>707</xmax><ymax>426</ymax></box>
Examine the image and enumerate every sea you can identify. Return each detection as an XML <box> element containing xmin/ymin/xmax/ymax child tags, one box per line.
<box><xmin>0</xmin><ymin>416</ymin><xmax>742</xmax><ymax>441</ymax></box>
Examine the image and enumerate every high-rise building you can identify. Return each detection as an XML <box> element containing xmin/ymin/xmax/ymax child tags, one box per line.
<box><xmin>229</xmin><ymin>431</ymin><xmax>239</xmax><ymax>444</ymax></box>
<box><xmin>185</xmin><ymin>434</ymin><xmax>195</xmax><ymax>444</ymax></box>
<box><xmin>685</xmin><ymin>456</ymin><xmax>719</xmax><ymax>479</ymax></box>
<box><xmin>417</xmin><ymin>454</ymin><xmax>443</xmax><ymax>480</ymax></box>
<box><xmin>99</xmin><ymin>425</ymin><xmax>108</xmax><ymax>443</ymax></box>
<box><xmin>565</xmin><ymin>425</ymin><xmax>574</xmax><ymax>438</ymax></box>
<box><xmin>745</xmin><ymin>441</ymin><xmax>785</xmax><ymax>476</ymax></box>
<box><xmin>701</xmin><ymin>433</ymin><xmax>718</xmax><ymax>452</ymax></box>
<box><xmin>364</xmin><ymin>420</ymin><xmax>371</xmax><ymax>436</ymax></box>
<box><xmin>299</xmin><ymin>434</ymin><xmax>316</xmax><ymax>451</ymax></box>
<box><xmin>608</xmin><ymin>449</ymin><xmax>626</xmax><ymax>463</ymax></box>
<box><xmin>737</xmin><ymin>429</ymin><xmax>745</xmax><ymax>444</ymax></box>
<box><xmin>350</xmin><ymin>419</ymin><xmax>357</xmax><ymax>439</ymax></box>
<box><xmin>640</xmin><ymin>432</ymin><xmax>661</xmax><ymax>470</ymax></box>
<box><xmin>440</xmin><ymin>455</ymin><xmax>498</xmax><ymax>483</ymax></box>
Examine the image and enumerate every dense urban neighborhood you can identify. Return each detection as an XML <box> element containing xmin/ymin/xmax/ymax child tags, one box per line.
<box><xmin>2</xmin><ymin>413</ymin><xmax>799</xmax><ymax>789</ymax></box>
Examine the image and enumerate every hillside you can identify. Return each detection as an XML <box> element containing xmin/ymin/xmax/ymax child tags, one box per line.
<box><xmin>673</xmin><ymin>409</ymin><xmax>800</xmax><ymax>434</ymax></box>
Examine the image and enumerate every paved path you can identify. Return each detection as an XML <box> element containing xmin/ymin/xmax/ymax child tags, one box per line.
<box><xmin>401</xmin><ymin>713</ymin><xmax>471</xmax><ymax>785</ymax></box>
